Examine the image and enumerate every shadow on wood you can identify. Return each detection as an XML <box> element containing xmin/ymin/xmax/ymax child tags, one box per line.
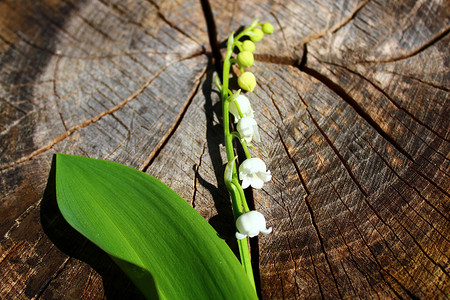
<box><xmin>40</xmin><ymin>155</ymin><xmax>147</xmax><ymax>300</ymax></box>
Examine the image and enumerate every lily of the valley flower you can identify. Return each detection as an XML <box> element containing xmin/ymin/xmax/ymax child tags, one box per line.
<box><xmin>237</xmin><ymin>117</ymin><xmax>260</xmax><ymax>143</ymax></box>
<box><xmin>239</xmin><ymin>157</ymin><xmax>271</xmax><ymax>189</ymax></box>
<box><xmin>235</xmin><ymin>210</ymin><xmax>272</xmax><ymax>239</ymax></box>
<box><xmin>229</xmin><ymin>95</ymin><xmax>254</xmax><ymax>123</ymax></box>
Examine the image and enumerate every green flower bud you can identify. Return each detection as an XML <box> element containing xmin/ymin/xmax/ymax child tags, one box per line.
<box><xmin>249</xmin><ymin>28</ymin><xmax>264</xmax><ymax>42</ymax></box>
<box><xmin>238</xmin><ymin>72</ymin><xmax>257</xmax><ymax>92</ymax></box>
<box><xmin>262</xmin><ymin>22</ymin><xmax>274</xmax><ymax>34</ymax></box>
<box><xmin>242</xmin><ymin>40</ymin><xmax>256</xmax><ymax>52</ymax></box>
<box><xmin>237</xmin><ymin>51</ymin><xmax>254</xmax><ymax>68</ymax></box>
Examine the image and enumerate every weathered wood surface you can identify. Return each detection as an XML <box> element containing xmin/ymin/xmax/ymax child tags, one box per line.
<box><xmin>1</xmin><ymin>0</ymin><xmax>448</xmax><ymax>298</ymax></box>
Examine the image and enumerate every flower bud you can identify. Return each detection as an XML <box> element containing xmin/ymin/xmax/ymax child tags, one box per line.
<box><xmin>262</xmin><ymin>22</ymin><xmax>274</xmax><ymax>34</ymax></box>
<box><xmin>239</xmin><ymin>157</ymin><xmax>271</xmax><ymax>189</ymax></box>
<box><xmin>235</xmin><ymin>210</ymin><xmax>272</xmax><ymax>239</ymax></box>
<box><xmin>229</xmin><ymin>95</ymin><xmax>254</xmax><ymax>123</ymax></box>
<box><xmin>249</xmin><ymin>28</ymin><xmax>264</xmax><ymax>42</ymax></box>
<box><xmin>237</xmin><ymin>51</ymin><xmax>254</xmax><ymax>68</ymax></box>
<box><xmin>242</xmin><ymin>40</ymin><xmax>256</xmax><ymax>52</ymax></box>
<box><xmin>238</xmin><ymin>72</ymin><xmax>256</xmax><ymax>92</ymax></box>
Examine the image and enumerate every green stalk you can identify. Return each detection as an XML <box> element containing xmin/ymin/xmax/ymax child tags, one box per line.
<box><xmin>221</xmin><ymin>33</ymin><xmax>255</xmax><ymax>289</ymax></box>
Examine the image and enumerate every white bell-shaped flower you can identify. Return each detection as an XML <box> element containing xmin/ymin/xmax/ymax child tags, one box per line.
<box><xmin>237</xmin><ymin>117</ymin><xmax>260</xmax><ymax>143</ymax></box>
<box><xmin>229</xmin><ymin>95</ymin><xmax>254</xmax><ymax>123</ymax></box>
<box><xmin>235</xmin><ymin>210</ymin><xmax>272</xmax><ymax>239</ymax></box>
<box><xmin>239</xmin><ymin>157</ymin><xmax>271</xmax><ymax>189</ymax></box>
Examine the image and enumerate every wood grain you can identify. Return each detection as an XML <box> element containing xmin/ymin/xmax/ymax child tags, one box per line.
<box><xmin>1</xmin><ymin>0</ymin><xmax>448</xmax><ymax>298</ymax></box>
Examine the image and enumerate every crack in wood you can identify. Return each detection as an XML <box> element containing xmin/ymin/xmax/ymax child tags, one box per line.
<box><xmin>341</xmin><ymin>206</ymin><xmax>416</xmax><ymax>299</ymax></box>
<box><xmin>387</xmin><ymin>272</ymin><xmax>421</xmax><ymax>300</ymax></box>
<box><xmin>142</xmin><ymin>0</ymin><xmax>202</xmax><ymax>46</ymax></box>
<box><xmin>270</xmin><ymin>11</ymin><xmax>290</xmax><ymax>50</ymax></box>
<box><xmin>297</xmin><ymin>89</ymin><xmax>369</xmax><ymax>197</ymax></box>
<box><xmin>304</xmin><ymin>102</ymin><xmax>369</xmax><ymax>197</ymax></box>
<box><xmin>392</xmin><ymin>185</ymin><xmax>450</xmax><ymax>249</ymax></box>
<box><xmin>363</xmin><ymin>135</ymin><xmax>450</xmax><ymax>225</ymax></box>
<box><xmin>6</xmin><ymin>30</ymin><xmax>61</xmax><ymax>58</ymax></box>
<box><xmin>96</xmin><ymin>0</ymin><xmax>149</xmax><ymax>30</ymax></box>
<box><xmin>278</xmin><ymin>130</ymin><xmax>343</xmax><ymax>299</ymax></box>
<box><xmin>320</xmin><ymin>60</ymin><xmax>449</xmax><ymax>143</ymax></box>
<box><xmin>2</xmin><ymin>200</ymin><xmax>41</xmax><ymax>240</ymax></box>
<box><xmin>159</xmin><ymin>12</ymin><xmax>202</xmax><ymax>46</ymax></box>
<box><xmin>0</xmin><ymin>52</ymin><xmax>205</xmax><ymax>171</ymax></box>
<box><xmin>338</xmin><ymin>259</ymin><xmax>360</xmax><ymax>298</ymax></box>
<box><xmin>307</xmin><ymin>246</ymin><xmax>325</xmax><ymax>300</ymax></box>
<box><xmin>312</xmin><ymin>139</ymin><xmax>389</xmax><ymax>297</ymax></box>
<box><xmin>253</xmin><ymin>49</ymin><xmax>419</xmax><ymax>168</ymax></box>
<box><xmin>140</xmin><ymin>67</ymin><xmax>207</xmax><ymax>172</ymax></box>
<box><xmin>102</xmin><ymin>129</ymin><xmax>133</xmax><ymax>160</ymax></box>
<box><xmin>80</xmin><ymin>269</ymin><xmax>95</xmax><ymax>299</ymax></box>
<box><xmin>306</xmin><ymin>135</ymin><xmax>408</xmax><ymax>294</ymax></box>
<box><xmin>254</xmin><ymin>53</ymin><xmax>302</xmax><ymax>67</ymax></box>
<box><xmin>300</xmin><ymin>0</ymin><xmax>370</xmax><ymax>44</ymax></box>
<box><xmin>277</xmin><ymin>130</ymin><xmax>310</xmax><ymax>196</ymax></box>
<box><xmin>192</xmin><ymin>142</ymin><xmax>207</xmax><ymax>208</ymax></box>
<box><xmin>0</xmin><ymin>96</ymin><xmax>28</xmax><ymax>116</ymax></box>
<box><xmin>284</xmin><ymin>208</ymin><xmax>302</xmax><ymax>297</ymax></box>
<box><xmin>411</xmin><ymin>166</ymin><xmax>450</xmax><ymax>199</ymax></box>
<box><xmin>299</xmin><ymin>61</ymin><xmax>415</xmax><ymax>163</ymax></box>
<box><xmin>269</xmin><ymin>254</ymin><xmax>286</xmax><ymax>299</ymax></box>
<box><xmin>268</xmin><ymin>177</ymin><xmax>304</xmax><ymax>296</ymax></box>
<box><xmin>328</xmin><ymin>139</ymin><xmax>450</xmax><ymax>293</ymax></box>
<box><xmin>309</xmin><ymin>130</ymin><xmax>429</xmax><ymax>298</ymax></box>
<box><xmin>0</xmin><ymin>241</ymin><xmax>24</xmax><ymax>265</ymax></box>
<box><xmin>0</xmin><ymin>80</ymin><xmax>54</xmax><ymax>91</ymax></box>
<box><xmin>330</xmin><ymin>215</ymin><xmax>382</xmax><ymax>298</ymax></box>
<box><xmin>61</xmin><ymin>0</ymin><xmax>115</xmax><ymax>41</ymax></box>
<box><xmin>391</xmin><ymin>210</ymin><xmax>450</xmax><ymax>280</ymax></box>
<box><xmin>55</xmin><ymin>50</ymin><xmax>179</xmax><ymax>60</ymax></box>
<box><xmin>266</xmin><ymin>85</ymin><xmax>284</xmax><ymax>122</ymax></box>
<box><xmin>33</xmin><ymin>257</ymin><xmax>71</xmax><ymax>299</ymax></box>
<box><xmin>383</xmin><ymin>70</ymin><xmax>450</xmax><ymax>93</ymax></box>
<box><xmin>358</xmin><ymin>192</ymin><xmax>447</xmax><ymax>291</ymax></box>
<box><xmin>354</xmin><ymin>199</ymin><xmax>431</xmax><ymax>292</ymax></box>
<box><xmin>360</xmin><ymin>24</ymin><xmax>450</xmax><ymax>63</ymax></box>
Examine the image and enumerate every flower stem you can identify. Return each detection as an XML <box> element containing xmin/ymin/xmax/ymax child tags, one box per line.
<box><xmin>241</xmin><ymin>140</ymin><xmax>252</xmax><ymax>159</ymax></box>
<box><xmin>224</xmin><ymin>180</ymin><xmax>254</xmax><ymax>289</ymax></box>
<box><xmin>221</xmin><ymin>33</ymin><xmax>255</xmax><ymax>289</ymax></box>
<box><xmin>238</xmin><ymin>238</ymin><xmax>255</xmax><ymax>290</ymax></box>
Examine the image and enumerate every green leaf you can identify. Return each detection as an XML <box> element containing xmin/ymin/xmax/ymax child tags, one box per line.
<box><xmin>55</xmin><ymin>154</ymin><xmax>257</xmax><ymax>300</ymax></box>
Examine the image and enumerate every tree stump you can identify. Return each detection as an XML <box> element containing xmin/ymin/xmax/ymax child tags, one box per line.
<box><xmin>1</xmin><ymin>0</ymin><xmax>448</xmax><ymax>298</ymax></box>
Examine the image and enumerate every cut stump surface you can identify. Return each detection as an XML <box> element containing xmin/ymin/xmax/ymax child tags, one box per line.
<box><xmin>1</xmin><ymin>0</ymin><xmax>449</xmax><ymax>298</ymax></box>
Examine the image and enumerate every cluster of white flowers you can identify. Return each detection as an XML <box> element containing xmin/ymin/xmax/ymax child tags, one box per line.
<box><xmin>229</xmin><ymin>95</ymin><xmax>271</xmax><ymax>189</ymax></box>
<box><xmin>230</xmin><ymin>95</ymin><xmax>260</xmax><ymax>144</ymax></box>
<box><xmin>229</xmin><ymin>89</ymin><xmax>272</xmax><ymax>241</ymax></box>
<box><xmin>221</xmin><ymin>21</ymin><xmax>275</xmax><ymax>241</ymax></box>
